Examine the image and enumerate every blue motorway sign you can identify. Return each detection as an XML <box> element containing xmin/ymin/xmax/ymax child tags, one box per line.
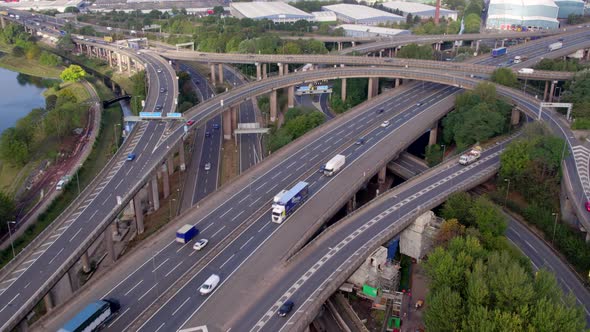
<box><xmin>139</xmin><ymin>112</ymin><xmax>162</xmax><ymax>118</ymax></box>
<box><xmin>167</xmin><ymin>113</ymin><xmax>183</xmax><ymax>118</ymax></box>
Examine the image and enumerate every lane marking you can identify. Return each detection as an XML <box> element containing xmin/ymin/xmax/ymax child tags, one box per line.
<box><xmin>219</xmin><ymin>254</ymin><xmax>234</xmax><ymax>269</ymax></box>
<box><xmin>172</xmin><ymin>297</ymin><xmax>191</xmax><ymax>316</ymax></box>
<box><xmin>124</xmin><ymin>280</ymin><xmax>144</xmax><ymax>296</ymax></box>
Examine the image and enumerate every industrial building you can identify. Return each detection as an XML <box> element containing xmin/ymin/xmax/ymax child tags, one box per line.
<box><xmin>337</xmin><ymin>24</ymin><xmax>410</xmax><ymax>38</ymax></box>
<box><xmin>312</xmin><ymin>11</ymin><xmax>337</xmax><ymax>23</ymax></box>
<box><xmin>89</xmin><ymin>0</ymin><xmax>224</xmax><ymax>14</ymax></box>
<box><xmin>230</xmin><ymin>2</ymin><xmax>314</xmax><ymax>23</ymax></box>
<box><xmin>322</xmin><ymin>4</ymin><xmax>405</xmax><ymax>26</ymax></box>
<box><xmin>2</xmin><ymin>0</ymin><xmax>83</xmax><ymax>13</ymax></box>
<box><xmin>381</xmin><ymin>1</ymin><xmax>458</xmax><ymax>21</ymax></box>
<box><xmin>554</xmin><ymin>0</ymin><xmax>585</xmax><ymax>18</ymax></box>
<box><xmin>486</xmin><ymin>0</ymin><xmax>560</xmax><ymax>30</ymax></box>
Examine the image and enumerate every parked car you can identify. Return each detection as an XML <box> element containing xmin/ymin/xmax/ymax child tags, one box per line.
<box><xmin>193</xmin><ymin>239</ymin><xmax>209</xmax><ymax>250</ymax></box>
<box><xmin>381</xmin><ymin>120</ymin><xmax>390</xmax><ymax>128</ymax></box>
<box><xmin>585</xmin><ymin>201</ymin><xmax>590</xmax><ymax>212</ymax></box>
<box><xmin>278</xmin><ymin>300</ymin><xmax>294</xmax><ymax>317</ymax></box>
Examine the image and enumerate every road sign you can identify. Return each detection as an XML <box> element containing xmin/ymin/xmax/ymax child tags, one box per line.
<box><xmin>139</xmin><ymin>112</ymin><xmax>162</xmax><ymax>118</ymax></box>
<box><xmin>166</xmin><ymin>113</ymin><xmax>182</xmax><ymax>118</ymax></box>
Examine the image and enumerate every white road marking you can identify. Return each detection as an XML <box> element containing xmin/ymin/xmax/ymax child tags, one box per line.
<box><xmin>219</xmin><ymin>254</ymin><xmax>234</xmax><ymax>269</ymax></box>
<box><xmin>152</xmin><ymin>258</ymin><xmax>170</xmax><ymax>272</ymax></box>
<box><xmin>240</xmin><ymin>237</ymin><xmax>254</xmax><ymax>250</ymax></box>
<box><xmin>107</xmin><ymin>307</ymin><xmax>131</xmax><ymax>328</ymax></box>
<box><xmin>69</xmin><ymin>229</ymin><xmax>82</xmax><ymax>243</ymax></box>
<box><xmin>231</xmin><ymin>211</ymin><xmax>244</xmax><ymax>221</ymax></box>
<box><xmin>164</xmin><ymin>263</ymin><xmax>181</xmax><ymax>278</ymax></box>
<box><xmin>48</xmin><ymin>248</ymin><xmax>64</xmax><ymax>265</ymax></box>
<box><xmin>172</xmin><ymin>297</ymin><xmax>191</xmax><ymax>316</ymax></box>
<box><xmin>124</xmin><ymin>280</ymin><xmax>144</xmax><ymax>296</ymax></box>
<box><xmin>211</xmin><ymin>226</ymin><xmax>226</xmax><ymax>238</ymax></box>
<box><xmin>138</xmin><ymin>284</ymin><xmax>158</xmax><ymax>302</ymax></box>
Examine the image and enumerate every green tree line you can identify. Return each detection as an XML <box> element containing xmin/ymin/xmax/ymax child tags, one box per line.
<box><xmin>267</xmin><ymin>106</ymin><xmax>325</xmax><ymax>152</ymax></box>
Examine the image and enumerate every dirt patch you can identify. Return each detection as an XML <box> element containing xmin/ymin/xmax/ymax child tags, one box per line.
<box><xmin>401</xmin><ymin>263</ymin><xmax>428</xmax><ymax>332</ymax></box>
<box><xmin>348</xmin><ymin>295</ymin><xmax>384</xmax><ymax>331</ymax></box>
<box><xmin>220</xmin><ymin>139</ymin><xmax>239</xmax><ymax>186</ymax></box>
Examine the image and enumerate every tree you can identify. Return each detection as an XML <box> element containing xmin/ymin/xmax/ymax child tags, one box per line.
<box><xmin>425</xmin><ymin>144</ymin><xmax>443</xmax><ymax>166</ymax></box>
<box><xmin>397</xmin><ymin>43</ymin><xmax>434</xmax><ymax>60</ymax></box>
<box><xmin>39</xmin><ymin>51</ymin><xmax>62</xmax><ymax>67</ymax></box>
<box><xmin>25</xmin><ymin>44</ymin><xmax>41</xmax><ymax>60</ymax></box>
<box><xmin>60</xmin><ymin>65</ymin><xmax>86</xmax><ymax>82</ymax></box>
<box><xmin>490</xmin><ymin>68</ymin><xmax>518</xmax><ymax>88</ymax></box>
<box><xmin>0</xmin><ymin>192</ymin><xmax>15</xmax><ymax>224</ymax></box>
<box><xmin>441</xmin><ymin>192</ymin><xmax>474</xmax><ymax>226</ymax></box>
<box><xmin>424</xmin><ymin>286</ymin><xmax>463</xmax><ymax>331</ymax></box>
<box><xmin>12</xmin><ymin>46</ymin><xmax>25</xmax><ymax>57</ymax></box>
<box><xmin>434</xmin><ymin>219</ymin><xmax>466</xmax><ymax>247</ymax></box>
<box><xmin>57</xmin><ymin>35</ymin><xmax>76</xmax><ymax>52</ymax></box>
<box><xmin>64</xmin><ymin>6</ymin><xmax>80</xmax><ymax>13</ymax></box>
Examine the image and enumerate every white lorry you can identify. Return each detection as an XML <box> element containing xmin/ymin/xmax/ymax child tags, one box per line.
<box><xmin>518</xmin><ymin>68</ymin><xmax>534</xmax><ymax>74</ymax></box>
<box><xmin>547</xmin><ymin>42</ymin><xmax>563</xmax><ymax>52</ymax></box>
<box><xmin>323</xmin><ymin>154</ymin><xmax>346</xmax><ymax>176</ymax></box>
<box><xmin>459</xmin><ymin>146</ymin><xmax>482</xmax><ymax>165</ymax></box>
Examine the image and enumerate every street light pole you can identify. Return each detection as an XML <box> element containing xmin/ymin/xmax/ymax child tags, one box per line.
<box><xmin>552</xmin><ymin>212</ymin><xmax>558</xmax><ymax>244</ymax></box>
<box><xmin>504</xmin><ymin>178</ymin><xmax>510</xmax><ymax>207</ymax></box>
<box><xmin>7</xmin><ymin>221</ymin><xmax>16</xmax><ymax>258</ymax></box>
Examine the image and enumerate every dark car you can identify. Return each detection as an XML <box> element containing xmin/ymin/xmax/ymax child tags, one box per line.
<box><xmin>212</xmin><ymin>123</ymin><xmax>220</xmax><ymax>130</ymax></box>
<box><xmin>376</xmin><ymin>108</ymin><xmax>384</xmax><ymax>114</ymax></box>
<box><xmin>160</xmin><ymin>88</ymin><xmax>166</xmax><ymax>93</ymax></box>
<box><xmin>155</xmin><ymin>105</ymin><xmax>162</xmax><ymax>111</ymax></box>
<box><xmin>416</xmin><ymin>102</ymin><xmax>423</xmax><ymax>106</ymax></box>
<box><xmin>126</xmin><ymin>153</ymin><xmax>136</xmax><ymax>161</ymax></box>
<box><xmin>205</xmin><ymin>131</ymin><xmax>211</xmax><ymax>137</ymax></box>
<box><xmin>356</xmin><ymin>137</ymin><xmax>365</xmax><ymax>145</ymax></box>
<box><xmin>278</xmin><ymin>300</ymin><xmax>294</xmax><ymax>317</ymax></box>
<box><xmin>318</xmin><ymin>164</ymin><xmax>326</xmax><ymax>173</ymax></box>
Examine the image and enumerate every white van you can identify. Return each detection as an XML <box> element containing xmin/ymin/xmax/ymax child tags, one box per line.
<box><xmin>56</xmin><ymin>179</ymin><xmax>66</xmax><ymax>191</ymax></box>
<box><xmin>518</xmin><ymin>68</ymin><xmax>534</xmax><ymax>74</ymax></box>
<box><xmin>199</xmin><ymin>274</ymin><xmax>220</xmax><ymax>295</ymax></box>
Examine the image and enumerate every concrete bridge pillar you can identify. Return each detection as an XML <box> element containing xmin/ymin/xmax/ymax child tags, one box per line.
<box><xmin>368</xmin><ymin>77</ymin><xmax>379</xmax><ymax>99</ymax></box>
<box><xmin>167</xmin><ymin>157</ymin><xmax>174</xmax><ymax>176</ymax></box>
<box><xmin>81</xmin><ymin>251</ymin><xmax>91</xmax><ymax>273</ymax></box>
<box><xmin>218</xmin><ymin>63</ymin><xmax>224</xmax><ymax>83</ymax></box>
<box><xmin>151</xmin><ymin>175</ymin><xmax>160</xmax><ymax>210</ymax></box>
<box><xmin>429</xmin><ymin>122</ymin><xmax>438</xmax><ymax>146</ymax></box>
<box><xmin>337</xmin><ymin>42</ymin><xmax>342</xmax><ymax>51</ymax></box>
<box><xmin>501</xmin><ymin>39</ymin><xmax>505</xmax><ymax>47</ymax></box>
<box><xmin>395</xmin><ymin>78</ymin><xmax>401</xmax><ymax>88</ymax></box>
<box><xmin>543</xmin><ymin>81</ymin><xmax>550</xmax><ymax>101</ymax></box>
<box><xmin>231</xmin><ymin>105</ymin><xmax>238</xmax><ymax>134</ymax></box>
<box><xmin>161</xmin><ymin>164</ymin><xmax>170</xmax><ymax>199</ymax></box>
<box><xmin>43</xmin><ymin>292</ymin><xmax>54</xmax><ymax>312</ymax></box>
<box><xmin>178</xmin><ymin>143</ymin><xmax>186</xmax><ymax>171</ymax></box>
<box><xmin>16</xmin><ymin>319</ymin><xmax>28</xmax><ymax>332</ymax></box>
<box><xmin>378</xmin><ymin>166</ymin><xmax>387</xmax><ymax>184</ymax></box>
<box><xmin>287</xmin><ymin>86</ymin><xmax>295</xmax><ymax>108</ymax></box>
<box><xmin>475</xmin><ymin>40</ymin><xmax>481</xmax><ymax>54</ymax></box>
<box><xmin>549</xmin><ymin>81</ymin><xmax>556</xmax><ymax>102</ymax></box>
<box><xmin>379</xmin><ymin>49</ymin><xmax>383</xmax><ymax>58</ymax></box>
<box><xmin>278</xmin><ymin>63</ymin><xmax>283</xmax><ymax>76</ymax></box>
<box><xmin>352</xmin><ymin>41</ymin><xmax>356</xmax><ymax>47</ymax></box>
<box><xmin>270</xmin><ymin>90</ymin><xmax>277</xmax><ymax>122</ymax></box>
<box><xmin>256</xmin><ymin>62</ymin><xmax>261</xmax><ymax>81</ymax></box>
<box><xmin>341</xmin><ymin>78</ymin><xmax>347</xmax><ymax>101</ymax></box>
<box><xmin>586</xmin><ymin>48</ymin><xmax>590</xmax><ymax>61</ymax></box>
<box><xmin>127</xmin><ymin>55</ymin><xmax>132</xmax><ymax>74</ymax></box>
<box><xmin>223</xmin><ymin>109</ymin><xmax>232</xmax><ymax>140</ymax></box>
<box><xmin>262</xmin><ymin>63</ymin><xmax>267</xmax><ymax>79</ymax></box>
<box><xmin>117</xmin><ymin>53</ymin><xmax>122</xmax><ymax>73</ymax></box>
<box><xmin>111</xmin><ymin>220</ymin><xmax>120</xmax><ymax>238</ymax></box>
<box><xmin>389</xmin><ymin>48</ymin><xmax>393</xmax><ymax>57</ymax></box>
<box><xmin>283</xmin><ymin>63</ymin><xmax>288</xmax><ymax>74</ymax></box>
<box><xmin>133</xmin><ymin>195</ymin><xmax>145</xmax><ymax>234</ymax></box>
<box><xmin>347</xmin><ymin>195</ymin><xmax>357</xmax><ymax>213</ymax></box>
<box><xmin>210</xmin><ymin>63</ymin><xmax>216</xmax><ymax>83</ymax></box>
<box><xmin>0</xmin><ymin>16</ymin><xmax>5</xmax><ymax>29</ymax></box>
<box><xmin>104</xmin><ymin>227</ymin><xmax>116</xmax><ymax>262</ymax></box>
<box><xmin>511</xmin><ymin>108</ymin><xmax>520</xmax><ymax>126</ymax></box>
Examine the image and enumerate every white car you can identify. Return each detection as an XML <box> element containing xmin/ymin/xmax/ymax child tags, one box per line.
<box><xmin>193</xmin><ymin>239</ymin><xmax>209</xmax><ymax>251</ymax></box>
<box><xmin>204</xmin><ymin>162</ymin><xmax>211</xmax><ymax>171</ymax></box>
<box><xmin>199</xmin><ymin>274</ymin><xmax>220</xmax><ymax>295</ymax></box>
<box><xmin>381</xmin><ymin>120</ymin><xmax>390</xmax><ymax>128</ymax></box>
<box><xmin>156</xmin><ymin>68</ymin><xmax>162</xmax><ymax>73</ymax></box>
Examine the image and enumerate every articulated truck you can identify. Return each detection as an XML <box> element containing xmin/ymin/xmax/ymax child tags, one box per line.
<box><xmin>176</xmin><ymin>224</ymin><xmax>198</xmax><ymax>243</ymax></box>
<box><xmin>547</xmin><ymin>42</ymin><xmax>563</xmax><ymax>52</ymax></box>
<box><xmin>459</xmin><ymin>146</ymin><xmax>482</xmax><ymax>165</ymax></box>
<box><xmin>491</xmin><ymin>47</ymin><xmax>507</xmax><ymax>57</ymax></box>
<box><xmin>272</xmin><ymin>181</ymin><xmax>309</xmax><ymax>224</ymax></box>
<box><xmin>324</xmin><ymin>154</ymin><xmax>346</xmax><ymax>176</ymax></box>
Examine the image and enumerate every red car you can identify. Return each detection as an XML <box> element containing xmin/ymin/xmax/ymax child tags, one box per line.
<box><xmin>187</xmin><ymin>120</ymin><xmax>195</xmax><ymax>126</ymax></box>
<box><xmin>585</xmin><ymin>201</ymin><xmax>590</xmax><ymax>212</ymax></box>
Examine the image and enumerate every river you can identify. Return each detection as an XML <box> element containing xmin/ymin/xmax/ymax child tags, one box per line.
<box><xmin>0</xmin><ymin>67</ymin><xmax>48</xmax><ymax>135</ymax></box>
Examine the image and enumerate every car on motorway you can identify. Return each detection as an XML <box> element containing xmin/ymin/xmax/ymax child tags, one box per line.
<box><xmin>156</xmin><ymin>68</ymin><xmax>162</xmax><ymax>73</ymax></box>
<box><xmin>356</xmin><ymin>137</ymin><xmax>365</xmax><ymax>145</ymax></box>
<box><xmin>187</xmin><ymin>120</ymin><xmax>195</xmax><ymax>126</ymax></box>
<box><xmin>126</xmin><ymin>153</ymin><xmax>136</xmax><ymax>161</ymax></box>
<box><xmin>376</xmin><ymin>108</ymin><xmax>384</xmax><ymax>114</ymax></box>
<box><xmin>205</xmin><ymin>131</ymin><xmax>211</xmax><ymax>137</ymax></box>
<box><xmin>204</xmin><ymin>162</ymin><xmax>211</xmax><ymax>171</ymax></box>
<box><xmin>193</xmin><ymin>238</ymin><xmax>209</xmax><ymax>250</ymax></box>
<box><xmin>212</xmin><ymin>123</ymin><xmax>220</xmax><ymax>130</ymax></box>
<box><xmin>416</xmin><ymin>102</ymin><xmax>423</xmax><ymax>106</ymax></box>
<box><xmin>160</xmin><ymin>88</ymin><xmax>166</xmax><ymax>93</ymax></box>
<box><xmin>199</xmin><ymin>274</ymin><xmax>220</xmax><ymax>295</ymax></box>
<box><xmin>155</xmin><ymin>105</ymin><xmax>162</xmax><ymax>111</ymax></box>
<box><xmin>381</xmin><ymin>120</ymin><xmax>390</xmax><ymax>128</ymax></box>
<box><xmin>277</xmin><ymin>300</ymin><xmax>294</xmax><ymax>317</ymax></box>
<box><xmin>585</xmin><ymin>201</ymin><xmax>590</xmax><ymax>212</ymax></box>
<box><xmin>318</xmin><ymin>164</ymin><xmax>326</xmax><ymax>173</ymax></box>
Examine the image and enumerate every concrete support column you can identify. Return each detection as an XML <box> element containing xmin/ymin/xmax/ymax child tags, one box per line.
<box><xmin>347</xmin><ymin>195</ymin><xmax>357</xmax><ymax>213</ymax></box>
<box><xmin>81</xmin><ymin>252</ymin><xmax>91</xmax><ymax>273</ymax></box>
<box><xmin>278</xmin><ymin>63</ymin><xmax>283</xmax><ymax>76</ymax></box>
<box><xmin>222</xmin><ymin>109</ymin><xmax>232</xmax><ymax>140</ymax></box>
<box><xmin>283</xmin><ymin>63</ymin><xmax>288</xmax><ymax>74</ymax></box>
<box><xmin>210</xmin><ymin>63</ymin><xmax>216</xmax><ymax>83</ymax></box>
<box><xmin>262</xmin><ymin>63</ymin><xmax>267</xmax><ymax>79</ymax></box>
<box><xmin>368</xmin><ymin>77</ymin><xmax>379</xmax><ymax>99</ymax></box>
<box><xmin>178</xmin><ymin>143</ymin><xmax>186</xmax><ymax>171</ymax></box>
<box><xmin>501</xmin><ymin>39</ymin><xmax>505</xmax><ymax>47</ymax></box>
<box><xmin>338</xmin><ymin>42</ymin><xmax>342</xmax><ymax>51</ymax></box>
<box><xmin>134</xmin><ymin>195</ymin><xmax>144</xmax><ymax>234</ymax></box>
<box><xmin>585</xmin><ymin>232</ymin><xmax>590</xmax><ymax>243</ymax></box>
<box><xmin>151</xmin><ymin>176</ymin><xmax>160</xmax><ymax>210</ymax></box>
<box><xmin>543</xmin><ymin>81</ymin><xmax>550</xmax><ymax>101</ymax></box>
<box><xmin>395</xmin><ymin>78</ymin><xmax>401</xmax><ymax>88</ymax></box>
<box><xmin>0</xmin><ymin>16</ymin><xmax>5</xmax><ymax>29</ymax></box>
<box><xmin>586</xmin><ymin>48</ymin><xmax>590</xmax><ymax>61</ymax></box>
<box><xmin>511</xmin><ymin>108</ymin><xmax>520</xmax><ymax>125</ymax></box>
<box><xmin>218</xmin><ymin>63</ymin><xmax>223</xmax><ymax>83</ymax></box>
<box><xmin>167</xmin><ymin>157</ymin><xmax>174</xmax><ymax>175</ymax></box>
<box><xmin>44</xmin><ymin>292</ymin><xmax>54</xmax><ymax>312</ymax></box>
<box><xmin>108</xmin><ymin>51</ymin><xmax>113</xmax><ymax>67</ymax></box>
<box><xmin>270</xmin><ymin>90</ymin><xmax>277</xmax><ymax>122</ymax></box>
<box><xmin>127</xmin><ymin>56</ymin><xmax>132</xmax><ymax>74</ymax></box>
<box><xmin>476</xmin><ymin>40</ymin><xmax>481</xmax><ymax>54</ymax></box>
<box><xmin>231</xmin><ymin>105</ymin><xmax>238</xmax><ymax>134</ymax></box>
<box><xmin>341</xmin><ymin>78</ymin><xmax>347</xmax><ymax>101</ymax></box>
<box><xmin>379</xmin><ymin>50</ymin><xmax>383</xmax><ymax>58</ymax></box>
<box><xmin>16</xmin><ymin>319</ymin><xmax>28</xmax><ymax>332</ymax></box>
<box><xmin>389</xmin><ymin>48</ymin><xmax>393</xmax><ymax>57</ymax></box>
<box><xmin>104</xmin><ymin>227</ymin><xmax>116</xmax><ymax>262</ymax></box>
<box><xmin>287</xmin><ymin>86</ymin><xmax>295</xmax><ymax>108</ymax></box>
<box><xmin>352</xmin><ymin>41</ymin><xmax>356</xmax><ymax>47</ymax></box>
<box><xmin>117</xmin><ymin>53</ymin><xmax>122</xmax><ymax>73</ymax></box>
<box><xmin>429</xmin><ymin>122</ymin><xmax>438</xmax><ymax>146</ymax></box>
<box><xmin>378</xmin><ymin>166</ymin><xmax>387</xmax><ymax>184</ymax></box>
<box><xmin>161</xmin><ymin>164</ymin><xmax>170</xmax><ymax>199</ymax></box>
<box><xmin>256</xmin><ymin>62</ymin><xmax>261</xmax><ymax>81</ymax></box>
<box><xmin>549</xmin><ymin>81</ymin><xmax>556</xmax><ymax>102</ymax></box>
<box><xmin>111</xmin><ymin>221</ymin><xmax>120</xmax><ymax>238</ymax></box>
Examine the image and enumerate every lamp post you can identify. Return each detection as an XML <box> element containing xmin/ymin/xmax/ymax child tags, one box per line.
<box><xmin>551</xmin><ymin>212</ymin><xmax>558</xmax><ymax>244</ymax></box>
<box><xmin>504</xmin><ymin>178</ymin><xmax>510</xmax><ymax>207</ymax></box>
<box><xmin>169</xmin><ymin>198</ymin><xmax>176</xmax><ymax>219</ymax></box>
<box><xmin>7</xmin><ymin>221</ymin><xmax>16</xmax><ymax>258</ymax></box>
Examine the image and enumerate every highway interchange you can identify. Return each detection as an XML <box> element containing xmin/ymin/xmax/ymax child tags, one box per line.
<box><xmin>0</xmin><ymin>11</ymin><xmax>589</xmax><ymax>331</ymax></box>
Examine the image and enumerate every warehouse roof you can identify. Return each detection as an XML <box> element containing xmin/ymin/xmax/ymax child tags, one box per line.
<box><xmin>337</xmin><ymin>24</ymin><xmax>410</xmax><ymax>35</ymax></box>
<box><xmin>322</xmin><ymin>4</ymin><xmax>403</xmax><ymax>20</ymax></box>
<box><xmin>489</xmin><ymin>0</ymin><xmax>558</xmax><ymax>7</ymax></box>
<box><xmin>231</xmin><ymin>2</ymin><xmax>313</xmax><ymax>19</ymax></box>
<box><xmin>382</xmin><ymin>1</ymin><xmax>457</xmax><ymax>15</ymax></box>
